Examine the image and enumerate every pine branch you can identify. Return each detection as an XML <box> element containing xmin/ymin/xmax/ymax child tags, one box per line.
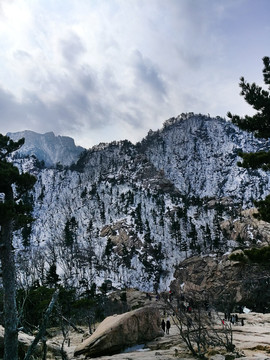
<box><xmin>263</xmin><ymin>56</ymin><xmax>270</xmax><ymax>86</ymax></box>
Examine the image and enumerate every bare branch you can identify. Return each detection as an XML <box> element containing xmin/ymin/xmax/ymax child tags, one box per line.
<box><xmin>23</xmin><ymin>289</ymin><xmax>60</xmax><ymax>360</ymax></box>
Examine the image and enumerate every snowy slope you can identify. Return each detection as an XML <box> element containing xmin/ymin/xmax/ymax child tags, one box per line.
<box><xmin>12</xmin><ymin>114</ymin><xmax>270</xmax><ymax>292</ymax></box>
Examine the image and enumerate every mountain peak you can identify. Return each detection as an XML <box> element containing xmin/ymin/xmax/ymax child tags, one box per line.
<box><xmin>7</xmin><ymin>130</ymin><xmax>85</xmax><ymax>166</ymax></box>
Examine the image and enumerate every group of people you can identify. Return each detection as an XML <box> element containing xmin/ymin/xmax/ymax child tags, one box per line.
<box><xmin>222</xmin><ymin>313</ymin><xmax>244</xmax><ymax>326</ymax></box>
<box><xmin>161</xmin><ymin>318</ymin><xmax>171</xmax><ymax>334</ymax></box>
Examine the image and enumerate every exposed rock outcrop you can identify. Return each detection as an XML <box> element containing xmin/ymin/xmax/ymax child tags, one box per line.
<box><xmin>100</xmin><ymin>220</ymin><xmax>143</xmax><ymax>255</ymax></box>
<box><xmin>74</xmin><ymin>306</ymin><xmax>163</xmax><ymax>358</ymax></box>
<box><xmin>171</xmin><ymin>253</ymin><xmax>270</xmax><ymax>310</ymax></box>
<box><xmin>221</xmin><ymin>208</ymin><xmax>270</xmax><ymax>246</ymax></box>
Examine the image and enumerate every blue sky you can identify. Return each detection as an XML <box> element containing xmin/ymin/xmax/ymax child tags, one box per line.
<box><xmin>0</xmin><ymin>0</ymin><xmax>270</xmax><ymax>148</ymax></box>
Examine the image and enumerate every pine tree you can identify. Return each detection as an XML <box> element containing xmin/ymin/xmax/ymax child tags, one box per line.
<box><xmin>64</xmin><ymin>216</ymin><xmax>77</xmax><ymax>246</ymax></box>
<box><xmin>46</xmin><ymin>263</ymin><xmax>60</xmax><ymax>288</ymax></box>
<box><xmin>0</xmin><ymin>134</ymin><xmax>36</xmax><ymax>360</ymax></box>
<box><xmin>228</xmin><ymin>57</ymin><xmax>270</xmax><ymax>221</ymax></box>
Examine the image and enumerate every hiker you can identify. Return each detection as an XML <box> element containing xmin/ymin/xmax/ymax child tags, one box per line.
<box><xmin>187</xmin><ymin>317</ymin><xmax>192</xmax><ymax>328</ymax></box>
<box><xmin>166</xmin><ymin>318</ymin><xmax>171</xmax><ymax>334</ymax></box>
<box><xmin>161</xmin><ymin>319</ymin><xmax>165</xmax><ymax>332</ymax></box>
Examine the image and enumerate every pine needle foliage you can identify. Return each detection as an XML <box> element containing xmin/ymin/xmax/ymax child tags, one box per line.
<box><xmin>228</xmin><ymin>57</ymin><xmax>270</xmax><ymax>222</ymax></box>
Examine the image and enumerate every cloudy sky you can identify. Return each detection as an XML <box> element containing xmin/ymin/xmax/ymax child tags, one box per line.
<box><xmin>0</xmin><ymin>0</ymin><xmax>269</xmax><ymax>148</ymax></box>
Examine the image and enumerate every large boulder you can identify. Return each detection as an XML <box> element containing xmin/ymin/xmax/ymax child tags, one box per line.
<box><xmin>74</xmin><ymin>306</ymin><xmax>163</xmax><ymax>357</ymax></box>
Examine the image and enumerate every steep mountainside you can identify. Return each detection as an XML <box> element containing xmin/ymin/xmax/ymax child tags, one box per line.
<box><xmin>140</xmin><ymin>113</ymin><xmax>270</xmax><ymax>203</ymax></box>
<box><xmin>7</xmin><ymin>130</ymin><xmax>84</xmax><ymax>166</ymax></box>
<box><xmin>11</xmin><ymin>114</ymin><xmax>270</xmax><ymax>293</ymax></box>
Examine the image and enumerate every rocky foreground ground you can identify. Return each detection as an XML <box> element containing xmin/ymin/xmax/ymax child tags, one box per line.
<box><xmin>2</xmin><ymin>289</ymin><xmax>270</xmax><ymax>359</ymax></box>
<box><xmin>61</xmin><ymin>311</ymin><xmax>270</xmax><ymax>360</ymax></box>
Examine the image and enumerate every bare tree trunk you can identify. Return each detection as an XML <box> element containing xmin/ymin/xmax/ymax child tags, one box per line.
<box><xmin>23</xmin><ymin>289</ymin><xmax>59</xmax><ymax>360</ymax></box>
<box><xmin>162</xmin><ymin>293</ymin><xmax>234</xmax><ymax>359</ymax></box>
<box><xmin>0</xmin><ymin>135</ymin><xmax>36</xmax><ymax>360</ymax></box>
<box><xmin>42</xmin><ymin>337</ymin><xmax>47</xmax><ymax>360</ymax></box>
<box><xmin>60</xmin><ymin>315</ymin><xmax>84</xmax><ymax>333</ymax></box>
<box><xmin>0</xmin><ymin>189</ymin><xmax>18</xmax><ymax>360</ymax></box>
<box><xmin>59</xmin><ymin>313</ymin><xmax>70</xmax><ymax>360</ymax></box>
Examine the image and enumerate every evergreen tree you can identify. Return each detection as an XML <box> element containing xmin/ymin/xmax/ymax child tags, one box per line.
<box><xmin>46</xmin><ymin>263</ymin><xmax>60</xmax><ymax>288</ymax></box>
<box><xmin>228</xmin><ymin>57</ymin><xmax>270</xmax><ymax>221</ymax></box>
<box><xmin>64</xmin><ymin>216</ymin><xmax>77</xmax><ymax>246</ymax></box>
<box><xmin>104</xmin><ymin>238</ymin><xmax>113</xmax><ymax>257</ymax></box>
<box><xmin>0</xmin><ymin>134</ymin><xmax>36</xmax><ymax>360</ymax></box>
<box><xmin>144</xmin><ymin>219</ymin><xmax>151</xmax><ymax>243</ymax></box>
<box><xmin>134</xmin><ymin>203</ymin><xmax>143</xmax><ymax>233</ymax></box>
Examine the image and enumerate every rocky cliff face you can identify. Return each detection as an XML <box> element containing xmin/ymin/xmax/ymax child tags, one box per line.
<box><xmin>221</xmin><ymin>208</ymin><xmax>270</xmax><ymax>246</ymax></box>
<box><xmin>7</xmin><ymin>130</ymin><xmax>84</xmax><ymax>166</ymax></box>
<box><xmin>170</xmin><ymin>251</ymin><xmax>270</xmax><ymax>311</ymax></box>
<box><xmin>10</xmin><ymin>114</ymin><xmax>270</xmax><ymax>293</ymax></box>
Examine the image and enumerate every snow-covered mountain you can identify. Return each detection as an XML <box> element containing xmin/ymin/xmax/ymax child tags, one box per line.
<box><xmin>12</xmin><ymin>114</ymin><xmax>270</xmax><ymax>293</ymax></box>
<box><xmin>7</xmin><ymin>130</ymin><xmax>85</xmax><ymax>166</ymax></box>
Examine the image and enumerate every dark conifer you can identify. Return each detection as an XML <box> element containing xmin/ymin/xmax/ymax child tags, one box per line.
<box><xmin>228</xmin><ymin>57</ymin><xmax>270</xmax><ymax>140</ymax></box>
<box><xmin>0</xmin><ymin>134</ymin><xmax>36</xmax><ymax>360</ymax></box>
<box><xmin>228</xmin><ymin>57</ymin><xmax>270</xmax><ymax>222</ymax></box>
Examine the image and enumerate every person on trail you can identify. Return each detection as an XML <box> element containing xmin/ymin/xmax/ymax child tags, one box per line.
<box><xmin>166</xmin><ymin>318</ymin><xmax>171</xmax><ymax>334</ymax></box>
<box><xmin>161</xmin><ymin>319</ymin><xmax>165</xmax><ymax>332</ymax></box>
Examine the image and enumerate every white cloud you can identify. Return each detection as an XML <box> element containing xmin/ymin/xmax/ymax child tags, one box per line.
<box><xmin>0</xmin><ymin>0</ymin><xmax>269</xmax><ymax>148</ymax></box>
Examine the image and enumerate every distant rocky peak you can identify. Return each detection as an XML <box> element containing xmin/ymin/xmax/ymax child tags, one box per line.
<box><xmin>7</xmin><ymin>130</ymin><xmax>85</xmax><ymax>167</ymax></box>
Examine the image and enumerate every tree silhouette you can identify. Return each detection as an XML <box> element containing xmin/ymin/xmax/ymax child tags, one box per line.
<box><xmin>228</xmin><ymin>57</ymin><xmax>270</xmax><ymax>221</ymax></box>
<box><xmin>0</xmin><ymin>134</ymin><xmax>36</xmax><ymax>360</ymax></box>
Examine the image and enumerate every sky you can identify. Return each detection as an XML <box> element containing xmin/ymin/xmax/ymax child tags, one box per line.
<box><xmin>0</xmin><ymin>0</ymin><xmax>270</xmax><ymax>149</ymax></box>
